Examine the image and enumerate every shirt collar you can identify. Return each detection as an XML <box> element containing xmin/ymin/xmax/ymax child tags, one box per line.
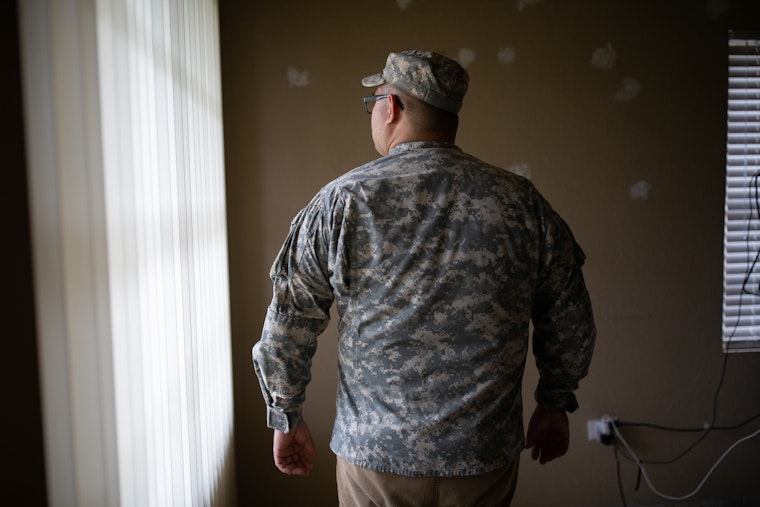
<box><xmin>389</xmin><ymin>141</ymin><xmax>461</xmax><ymax>156</ymax></box>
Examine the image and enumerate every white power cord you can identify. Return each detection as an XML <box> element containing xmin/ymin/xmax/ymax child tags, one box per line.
<box><xmin>611</xmin><ymin>421</ymin><xmax>760</xmax><ymax>501</ymax></box>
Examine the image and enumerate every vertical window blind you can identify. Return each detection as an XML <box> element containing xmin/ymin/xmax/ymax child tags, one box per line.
<box><xmin>723</xmin><ymin>30</ymin><xmax>760</xmax><ymax>352</ymax></box>
<box><xmin>19</xmin><ymin>0</ymin><xmax>235</xmax><ymax>505</ymax></box>
<box><xmin>99</xmin><ymin>0</ymin><xmax>235</xmax><ymax>504</ymax></box>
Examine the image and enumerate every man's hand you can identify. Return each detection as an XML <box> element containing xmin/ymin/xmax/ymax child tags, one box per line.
<box><xmin>525</xmin><ymin>405</ymin><xmax>569</xmax><ymax>465</ymax></box>
<box><xmin>273</xmin><ymin>421</ymin><xmax>317</xmax><ymax>476</ymax></box>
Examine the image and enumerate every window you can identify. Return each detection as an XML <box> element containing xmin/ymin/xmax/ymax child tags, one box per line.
<box><xmin>19</xmin><ymin>0</ymin><xmax>235</xmax><ymax>503</ymax></box>
<box><xmin>723</xmin><ymin>30</ymin><xmax>760</xmax><ymax>352</ymax></box>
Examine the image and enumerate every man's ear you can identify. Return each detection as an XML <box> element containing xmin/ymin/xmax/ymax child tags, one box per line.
<box><xmin>386</xmin><ymin>94</ymin><xmax>402</xmax><ymax>123</ymax></box>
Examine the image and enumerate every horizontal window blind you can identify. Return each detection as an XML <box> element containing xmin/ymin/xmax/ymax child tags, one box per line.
<box><xmin>723</xmin><ymin>30</ymin><xmax>760</xmax><ymax>352</ymax></box>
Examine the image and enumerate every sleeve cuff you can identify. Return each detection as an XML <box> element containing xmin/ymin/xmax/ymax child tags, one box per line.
<box><xmin>535</xmin><ymin>388</ymin><xmax>579</xmax><ymax>413</ymax></box>
<box><xmin>266</xmin><ymin>407</ymin><xmax>302</xmax><ymax>433</ymax></box>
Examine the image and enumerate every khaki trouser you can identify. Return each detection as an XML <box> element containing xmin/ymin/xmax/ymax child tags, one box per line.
<box><xmin>336</xmin><ymin>456</ymin><xmax>519</xmax><ymax>507</ymax></box>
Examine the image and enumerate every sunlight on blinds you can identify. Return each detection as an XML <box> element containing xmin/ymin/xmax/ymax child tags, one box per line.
<box><xmin>98</xmin><ymin>0</ymin><xmax>235</xmax><ymax>504</ymax></box>
<box><xmin>20</xmin><ymin>0</ymin><xmax>233</xmax><ymax>504</ymax></box>
<box><xmin>723</xmin><ymin>30</ymin><xmax>760</xmax><ymax>352</ymax></box>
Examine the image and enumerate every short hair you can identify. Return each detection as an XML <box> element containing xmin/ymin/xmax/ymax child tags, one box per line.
<box><xmin>389</xmin><ymin>86</ymin><xmax>459</xmax><ymax>139</ymax></box>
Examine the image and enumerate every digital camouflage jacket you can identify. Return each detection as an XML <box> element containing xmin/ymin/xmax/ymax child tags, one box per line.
<box><xmin>253</xmin><ymin>141</ymin><xmax>596</xmax><ymax>477</ymax></box>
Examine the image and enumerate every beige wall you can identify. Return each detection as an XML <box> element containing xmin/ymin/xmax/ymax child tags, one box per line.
<box><xmin>221</xmin><ymin>1</ymin><xmax>760</xmax><ymax>505</ymax></box>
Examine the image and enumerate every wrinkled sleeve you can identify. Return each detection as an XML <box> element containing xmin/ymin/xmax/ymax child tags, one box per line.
<box><xmin>531</xmin><ymin>208</ymin><xmax>596</xmax><ymax>413</ymax></box>
<box><xmin>252</xmin><ymin>194</ymin><xmax>335</xmax><ymax>433</ymax></box>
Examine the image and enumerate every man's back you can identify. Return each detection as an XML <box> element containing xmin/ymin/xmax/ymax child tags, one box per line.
<box><xmin>289</xmin><ymin>140</ymin><xmax>589</xmax><ymax>476</ymax></box>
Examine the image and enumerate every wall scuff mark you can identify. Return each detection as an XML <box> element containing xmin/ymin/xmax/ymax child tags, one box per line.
<box><xmin>590</xmin><ymin>42</ymin><xmax>616</xmax><ymax>70</ymax></box>
<box><xmin>629</xmin><ymin>180</ymin><xmax>652</xmax><ymax>200</ymax></box>
<box><xmin>615</xmin><ymin>77</ymin><xmax>641</xmax><ymax>103</ymax></box>
<box><xmin>287</xmin><ymin>66</ymin><xmax>310</xmax><ymax>87</ymax></box>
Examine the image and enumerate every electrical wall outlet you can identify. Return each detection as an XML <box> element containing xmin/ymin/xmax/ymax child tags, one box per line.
<box><xmin>587</xmin><ymin>415</ymin><xmax>614</xmax><ymax>445</ymax></box>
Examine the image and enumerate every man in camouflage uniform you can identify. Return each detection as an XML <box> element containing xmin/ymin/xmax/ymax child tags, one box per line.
<box><xmin>252</xmin><ymin>49</ymin><xmax>596</xmax><ymax>506</ymax></box>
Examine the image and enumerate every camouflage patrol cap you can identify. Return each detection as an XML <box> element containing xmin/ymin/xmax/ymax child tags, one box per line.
<box><xmin>361</xmin><ymin>50</ymin><xmax>469</xmax><ymax>114</ymax></box>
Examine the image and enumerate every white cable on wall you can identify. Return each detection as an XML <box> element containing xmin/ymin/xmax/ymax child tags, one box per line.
<box><xmin>612</xmin><ymin>422</ymin><xmax>760</xmax><ymax>501</ymax></box>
